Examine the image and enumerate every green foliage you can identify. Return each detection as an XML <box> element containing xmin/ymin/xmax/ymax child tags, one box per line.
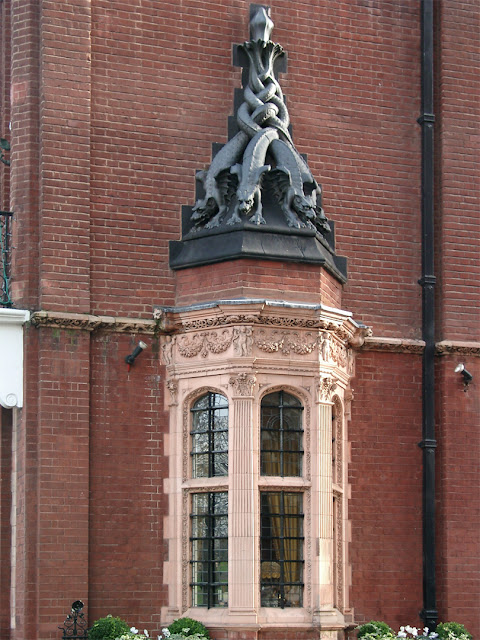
<box><xmin>167</xmin><ymin>618</ymin><xmax>210</xmax><ymax>639</ymax></box>
<box><xmin>0</xmin><ymin>138</ymin><xmax>10</xmax><ymax>166</ymax></box>
<box><xmin>357</xmin><ymin>621</ymin><xmax>395</xmax><ymax>639</ymax></box>
<box><xmin>436</xmin><ymin>622</ymin><xmax>472</xmax><ymax>640</ymax></box>
<box><xmin>88</xmin><ymin>614</ymin><xmax>130</xmax><ymax>640</ymax></box>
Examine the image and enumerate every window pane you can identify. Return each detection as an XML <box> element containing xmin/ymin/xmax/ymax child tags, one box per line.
<box><xmin>191</xmin><ymin>492</ymin><xmax>228</xmax><ymax>608</ymax></box>
<box><xmin>192</xmin><ymin>432</ymin><xmax>208</xmax><ymax>452</ymax></box>
<box><xmin>261</xmin><ymin>451</ymin><xmax>281</xmax><ymax>476</ymax></box>
<box><xmin>191</xmin><ymin>393</ymin><xmax>228</xmax><ymax>478</ymax></box>
<box><xmin>260</xmin><ymin>492</ymin><xmax>304</xmax><ymax>608</ymax></box>
<box><xmin>213</xmin><ymin>453</ymin><xmax>228</xmax><ymax>476</ymax></box>
<box><xmin>261</xmin><ymin>429</ymin><xmax>281</xmax><ymax>451</ymax></box>
<box><xmin>192</xmin><ymin>453</ymin><xmax>209</xmax><ymax>478</ymax></box>
<box><xmin>261</xmin><ymin>391</ymin><xmax>303</xmax><ymax>477</ymax></box>
<box><xmin>283</xmin><ymin>408</ymin><xmax>302</xmax><ymax>429</ymax></box>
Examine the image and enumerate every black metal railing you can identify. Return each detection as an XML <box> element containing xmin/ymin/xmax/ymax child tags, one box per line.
<box><xmin>0</xmin><ymin>211</ymin><xmax>13</xmax><ymax>306</ymax></box>
<box><xmin>59</xmin><ymin>601</ymin><xmax>89</xmax><ymax>639</ymax></box>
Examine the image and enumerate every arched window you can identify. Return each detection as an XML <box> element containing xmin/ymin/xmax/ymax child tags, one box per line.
<box><xmin>261</xmin><ymin>390</ymin><xmax>303</xmax><ymax>477</ymax></box>
<box><xmin>191</xmin><ymin>392</ymin><xmax>228</xmax><ymax>478</ymax></box>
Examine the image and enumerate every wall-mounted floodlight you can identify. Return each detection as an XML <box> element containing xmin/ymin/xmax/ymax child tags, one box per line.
<box><xmin>454</xmin><ymin>363</ymin><xmax>473</xmax><ymax>391</ymax></box>
<box><xmin>125</xmin><ymin>341</ymin><xmax>148</xmax><ymax>371</ymax></box>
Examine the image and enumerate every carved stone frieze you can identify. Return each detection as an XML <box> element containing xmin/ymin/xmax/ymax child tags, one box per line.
<box><xmin>177</xmin><ymin>329</ymin><xmax>233</xmax><ymax>358</ymax></box>
<box><xmin>255</xmin><ymin>329</ymin><xmax>318</xmax><ymax>355</ymax></box>
<box><xmin>229</xmin><ymin>372</ymin><xmax>256</xmax><ymax>396</ymax></box>
<box><xmin>155</xmin><ymin>300</ymin><xmax>370</xmax><ymax>354</ymax></box>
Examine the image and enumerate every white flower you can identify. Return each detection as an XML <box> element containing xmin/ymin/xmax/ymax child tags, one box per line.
<box><xmin>161</xmin><ymin>630</ymin><xmax>171</xmax><ymax>639</ymax></box>
<box><xmin>398</xmin><ymin>632</ymin><xmax>407</xmax><ymax>638</ymax></box>
<box><xmin>131</xmin><ymin>628</ymin><xmax>139</xmax><ymax>635</ymax></box>
<box><xmin>144</xmin><ymin>631</ymin><xmax>149</xmax><ymax>638</ymax></box>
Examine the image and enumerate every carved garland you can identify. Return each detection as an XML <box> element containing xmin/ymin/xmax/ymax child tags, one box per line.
<box><xmin>177</xmin><ymin>329</ymin><xmax>233</xmax><ymax>358</ymax></box>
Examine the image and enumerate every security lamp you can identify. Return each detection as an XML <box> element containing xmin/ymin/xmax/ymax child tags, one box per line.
<box><xmin>454</xmin><ymin>363</ymin><xmax>473</xmax><ymax>391</ymax></box>
<box><xmin>125</xmin><ymin>341</ymin><xmax>147</xmax><ymax>370</ymax></box>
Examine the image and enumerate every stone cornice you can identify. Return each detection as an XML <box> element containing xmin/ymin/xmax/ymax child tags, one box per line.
<box><xmin>435</xmin><ymin>339</ymin><xmax>480</xmax><ymax>357</ymax></box>
<box><xmin>29</xmin><ymin>310</ymin><xmax>156</xmax><ymax>334</ymax></box>
<box><xmin>362</xmin><ymin>336</ymin><xmax>480</xmax><ymax>356</ymax></box>
<box><xmin>362</xmin><ymin>337</ymin><xmax>425</xmax><ymax>354</ymax></box>
<box><xmin>154</xmin><ymin>299</ymin><xmax>371</xmax><ymax>347</ymax></box>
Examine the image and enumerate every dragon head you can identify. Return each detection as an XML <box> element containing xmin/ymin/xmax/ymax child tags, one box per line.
<box><xmin>236</xmin><ymin>189</ymin><xmax>256</xmax><ymax>215</ymax></box>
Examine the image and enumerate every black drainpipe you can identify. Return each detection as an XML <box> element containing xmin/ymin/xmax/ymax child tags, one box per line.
<box><xmin>418</xmin><ymin>0</ymin><xmax>438</xmax><ymax>631</ymax></box>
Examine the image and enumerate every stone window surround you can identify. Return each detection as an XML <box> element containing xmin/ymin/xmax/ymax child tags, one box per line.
<box><xmin>160</xmin><ymin>299</ymin><xmax>363</xmax><ymax>634</ymax></box>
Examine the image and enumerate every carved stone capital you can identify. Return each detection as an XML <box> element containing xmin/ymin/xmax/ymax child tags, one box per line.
<box><xmin>229</xmin><ymin>373</ymin><xmax>256</xmax><ymax>396</ymax></box>
<box><xmin>317</xmin><ymin>376</ymin><xmax>338</xmax><ymax>403</ymax></box>
<box><xmin>166</xmin><ymin>379</ymin><xmax>179</xmax><ymax>405</ymax></box>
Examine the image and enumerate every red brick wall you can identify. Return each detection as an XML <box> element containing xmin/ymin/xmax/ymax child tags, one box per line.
<box><xmin>175</xmin><ymin>259</ymin><xmax>343</xmax><ymax>309</ymax></box>
<box><xmin>0</xmin><ymin>0</ymin><xmax>11</xmax><ymax>211</ymax></box>
<box><xmin>13</xmin><ymin>327</ymin><xmax>90</xmax><ymax>640</ymax></box>
<box><xmin>10</xmin><ymin>0</ymin><xmax>41</xmax><ymax>308</ymax></box>
<box><xmin>88</xmin><ymin>332</ymin><xmax>168</xmax><ymax>633</ymax></box>
<box><xmin>435</xmin><ymin>0</ymin><xmax>480</xmax><ymax>342</ymax></box>
<box><xmin>348</xmin><ymin>351</ymin><xmax>423</xmax><ymax>629</ymax></box>
<box><xmin>436</xmin><ymin>356</ymin><xmax>480</xmax><ymax>635</ymax></box>
<box><xmin>0</xmin><ymin>409</ymin><xmax>13</xmax><ymax>640</ymax></box>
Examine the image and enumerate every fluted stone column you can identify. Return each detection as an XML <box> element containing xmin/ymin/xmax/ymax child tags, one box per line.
<box><xmin>316</xmin><ymin>397</ymin><xmax>334</xmax><ymax>610</ymax></box>
<box><xmin>228</xmin><ymin>373</ymin><xmax>257</xmax><ymax>618</ymax></box>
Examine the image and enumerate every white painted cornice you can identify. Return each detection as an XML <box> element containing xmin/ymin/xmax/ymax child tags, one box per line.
<box><xmin>0</xmin><ymin>309</ymin><xmax>30</xmax><ymax>408</ymax></box>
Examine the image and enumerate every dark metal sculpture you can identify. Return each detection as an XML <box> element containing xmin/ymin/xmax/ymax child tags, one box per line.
<box><xmin>190</xmin><ymin>5</ymin><xmax>330</xmax><ymax>235</ymax></box>
<box><xmin>58</xmin><ymin>601</ymin><xmax>89</xmax><ymax>639</ymax></box>
<box><xmin>170</xmin><ymin>4</ymin><xmax>346</xmax><ymax>282</ymax></box>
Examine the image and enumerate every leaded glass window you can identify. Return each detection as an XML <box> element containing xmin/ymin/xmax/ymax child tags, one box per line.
<box><xmin>260</xmin><ymin>491</ymin><xmax>304</xmax><ymax>608</ymax></box>
<box><xmin>261</xmin><ymin>391</ymin><xmax>303</xmax><ymax>476</ymax></box>
<box><xmin>191</xmin><ymin>492</ymin><xmax>228</xmax><ymax>608</ymax></box>
<box><xmin>191</xmin><ymin>392</ymin><xmax>228</xmax><ymax>478</ymax></box>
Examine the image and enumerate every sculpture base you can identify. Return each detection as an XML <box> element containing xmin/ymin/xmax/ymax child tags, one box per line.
<box><xmin>169</xmin><ymin>224</ymin><xmax>347</xmax><ymax>284</ymax></box>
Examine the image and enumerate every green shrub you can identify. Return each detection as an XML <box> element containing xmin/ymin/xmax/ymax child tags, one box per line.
<box><xmin>435</xmin><ymin>622</ymin><xmax>472</xmax><ymax>640</ymax></box>
<box><xmin>88</xmin><ymin>614</ymin><xmax>130</xmax><ymax>640</ymax></box>
<box><xmin>167</xmin><ymin>617</ymin><xmax>210</xmax><ymax>639</ymax></box>
<box><xmin>357</xmin><ymin>621</ymin><xmax>395</xmax><ymax>639</ymax></box>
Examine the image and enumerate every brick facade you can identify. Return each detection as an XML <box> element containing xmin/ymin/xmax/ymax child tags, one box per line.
<box><xmin>0</xmin><ymin>1</ymin><xmax>478</xmax><ymax>639</ymax></box>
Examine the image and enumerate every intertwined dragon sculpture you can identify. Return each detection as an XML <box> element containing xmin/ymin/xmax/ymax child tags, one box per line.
<box><xmin>191</xmin><ymin>5</ymin><xmax>330</xmax><ymax>236</ymax></box>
